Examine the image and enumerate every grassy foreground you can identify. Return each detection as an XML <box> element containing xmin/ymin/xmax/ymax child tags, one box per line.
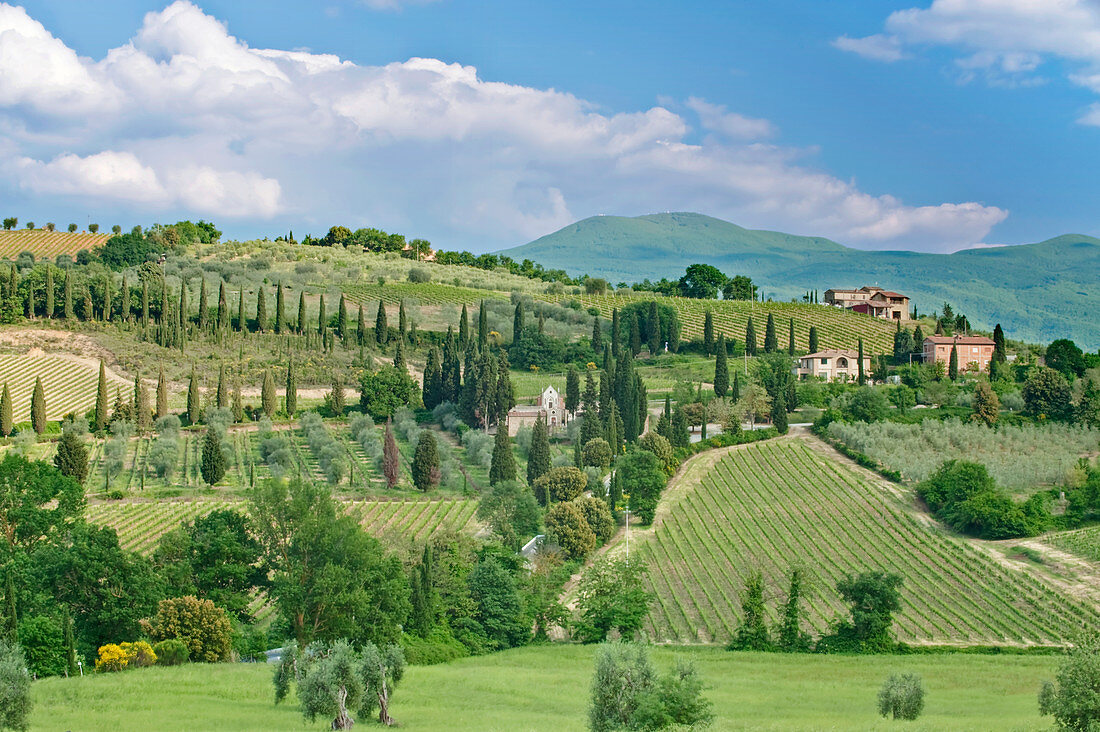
<box><xmin>32</xmin><ymin>645</ymin><xmax>1055</xmax><ymax>731</ymax></box>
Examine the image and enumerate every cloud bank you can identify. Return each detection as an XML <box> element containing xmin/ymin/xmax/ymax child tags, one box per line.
<box><xmin>0</xmin><ymin>1</ymin><xmax>1006</xmax><ymax>251</ymax></box>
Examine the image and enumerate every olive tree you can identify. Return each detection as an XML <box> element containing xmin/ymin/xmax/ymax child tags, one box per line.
<box><xmin>1040</xmin><ymin>633</ymin><xmax>1100</xmax><ymax>730</ymax></box>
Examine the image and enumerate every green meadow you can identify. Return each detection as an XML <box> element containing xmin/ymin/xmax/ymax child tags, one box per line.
<box><xmin>32</xmin><ymin>645</ymin><xmax>1056</xmax><ymax>731</ymax></box>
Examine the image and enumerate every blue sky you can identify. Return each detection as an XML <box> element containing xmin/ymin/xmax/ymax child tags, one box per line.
<box><xmin>2</xmin><ymin>0</ymin><xmax>1099</xmax><ymax>253</ymax></box>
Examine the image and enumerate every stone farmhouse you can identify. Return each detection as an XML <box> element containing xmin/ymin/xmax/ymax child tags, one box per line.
<box><xmin>794</xmin><ymin>349</ymin><xmax>873</xmax><ymax>382</ymax></box>
<box><xmin>824</xmin><ymin>286</ymin><xmax>910</xmax><ymax>321</ymax></box>
<box><xmin>923</xmin><ymin>335</ymin><xmax>996</xmax><ymax>372</ymax></box>
<box><xmin>506</xmin><ymin>385</ymin><xmax>571</xmax><ymax>436</ymax></box>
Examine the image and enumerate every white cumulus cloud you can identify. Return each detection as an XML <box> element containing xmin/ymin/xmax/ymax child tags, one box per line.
<box><xmin>0</xmin><ymin>0</ymin><xmax>1007</xmax><ymax>251</ymax></box>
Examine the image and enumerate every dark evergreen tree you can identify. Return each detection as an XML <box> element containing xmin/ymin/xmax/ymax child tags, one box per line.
<box><xmin>423</xmin><ymin>348</ymin><xmax>443</xmax><ymax>410</ymax></box>
<box><xmin>120</xmin><ymin>277</ymin><xmax>130</xmax><ymax>322</ymax></box>
<box><xmin>255</xmin><ymin>287</ymin><xmax>267</xmax><ymax>333</ymax></box>
<box><xmin>135</xmin><ymin>374</ymin><xmax>151</xmax><ymax>434</ymax></box>
<box><xmin>338</xmin><ymin>294</ymin><xmax>348</xmax><ymax>342</ymax></box>
<box><xmin>611</xmin><ymin>308</ymin><xmax>621</xmax><ymax>358</ymax></box>
<box><xmin>383</xmin><ymin>419</ymin><xmax>400</xmax><ymax>488</ymax></box>
<box><xmin>788</xmin><ymin>319</ymin><xmax>796</xmax><ymax>355</ymax></box>
<box><xmin>527</xmin><ymin>415</ymin><xmax>551</xmax><ymax>485</ymax></box>
<box><xmin>591</xmin><ymin>315</ymin><xmax>602</xmax><ymax>353</ymax></box>
<box><xmin>393</xmin><ymin>340</ymin><xmax>407</xmax><ymax>374</ymax></box>
<box><xmin>714</xmin><ymin>334</ymin><xmax>729</xmax><ymax>398</ymax></box>
<box><xmin>375</xmin><ymin>300</ymin><xmax>387</xmax><ymax>345</ymax></box>
<box><xmin>731</xmin><ymin>370</ymin><xmax>741</xmax><ymax>402</ymax></box>
<box><xmin>31</xmin><ymin>376</ymin><xmax>45</xmax><ymax>434</ymax></box>
<box><xmin>671</xmin><ymin>407</ymin><xmax>690</xmax><ymax>449</ymax></box>
<box><xmin>771</xmin><ymin>390</ymin><xmax>788</xmax><ymax>434</ymax></box>
<box><xmin>459</xmin><ymin>304</ymin><xmax>469</xmax><ymax>345</ymax></box>
<box><xmin>949</xmin><ymin>344</ymin><xmax>959</xmax><ymax>381</ymax></box>
<box><xmin>187</xmin><ymin>367</ymin><xmax>201</xmax><ymax>425</ymax></box>
<box><xmin>992</xmin><ymin>324</ymin><xmax>1007</xmax><ymax>363</ymax></box>
<box><xmin>261</xmin><ymin>370</ymin><xmax>276</xmax><ymax>419</ymax></box>
<box><xmin>477</xmin><ymin>300</ymin><xmax>488</xmax><ymax>348</ymax></box>
<box><xmin>764</xmin><ymin>313</ymin><xmax>777</xmax><ymax>353</ymax></box>
<box><xmin>63</xmin><ymin>269</ymin><xmax>73</xmax><ymax>320</ymax></box>
<box><xmin>858</xmin><ymin>338</ymin><xmax>866</xmax><ymax>385</ymax></box>
<box><xmin>408</xmin><ymin>546</ymin><xmax>435</xmax><ymax>637</ymax></box>
<box><xmin>156</xmin><ymin>366</ymin><xmax>168</xmax><ymax>419</ymax></box>
<box><xmin>357</xmin><ymin>303</ymin><xmax>367</xmax><ymax>346</ymax></box>
<box><xmin>217</xmin><ymin>281</ymin><xmax>228</xmax><ymax>332</ymax></box>
<box><xmin>412</xmin><ymin>431</ymin><xmax>439</xmax><ymax>491</ymax></box>
<box><xmin>216</xmin><ymin>364</ymin><xmax>228</xmax><ymax>409</ymax></box>
<box><xmin>285</xmin><ymin>361</ymin><xmax>297</xmax><ymax>416</ymax></box>
<box><xmin>274</xmin><ymin>282</ymin><xmax>285</xmax><ymax>334</ymax></box>
<box><xmin>513</xmin><ymin>303</ymin><xmax>524</xmax><ymax>343</ymax></box>
<box><xmin>397</xmin><ymin>300</ymin><xmax>406</xmax><ymax>342</ymax></box>
<box><xmin>317</xmin><ymin>294</ymin><xmax>327</xmax><ymax>336</ymax></box>
<box><xmin>297</xmin><ymin>291</ymin><xmax>307</xmax><ymax>334</ymax></box>
<box><xmin>745</xmin><ymin>317</ymin><xmax>757</xmax><ymax>356</ymax></box>
<box><xmin>703</xmin><ymin>311</ymin><xmax>714</xmax><ymax>356</ymax></box>
<box><xmin>0</xmin><ymin>383</ymin><xmax>10</xmax><ymax>437</ymax></box>
<box><xmin>54</xmin><ymin>428</ymin><xmax>88</xmax><ymax>484</ymax></box>
<box><xmin>729</xmin><ymin>571</ymin><xmax>772</xmax><ymax>651</ymax></box>
<box><xmin>494</xmin><ymin>353</ymin><xmax>515</xmax><ymax>422</ymax></box>
<box><xmin>95</xmin><ymin>361</ymin><xmax>109</xmax><ymax>434</ymax></box>
<box><xmin>44</xmin><ymin>265</ymin><xmax>54</xmax><ymax>319</ymax></box>
<box><xmin>489</xmin><ymin>424</ymin><xmax>516</xmax><ymax>485</ymax></box>
<box><xmin>776</xmin><ymin>568</ymin><xmax>811</xmax><ymax>652</ymax></box>
<box><xmin>565</xmin><ymin>366</ymin><xmax>580</xmax><ymax>414</ymax></box>
<box><xmin>236</xmin><ymin>289</ymin><xmax>245</xmax><ymax>332</ymax></box>
<box><xmin>605</xmin><ymin>399</ymin><xmax>623</xmax><ymax>455</ymax></box>
<box><xmin>201</xmin><ymin>428</ymin><xmax>226</xmax><ymax>485</ymax></box>
<box><xmin>647</xmin><ymin>300</ymin><xmax>661</xmax><ymax>355</ymax></box>
<box><xmin>142</xmin><ymin>279</ymin><xmax>150</xmax><ymax>329</ymax></box>
<box><xmin>441</xmin><ymin>327</ymin><xmax>461</xmax><ymax>404</ymax></box>
<box><xmin>198</xmin><ymin>277</ymin><xmax>208</xmax><ymax>330</ymax></box>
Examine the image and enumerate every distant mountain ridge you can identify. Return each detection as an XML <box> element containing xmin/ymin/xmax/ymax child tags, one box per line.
<box><xmin>500</xmin><ymin>212</ymin><xmax>1100</xmax><ymax>349</ymax></box>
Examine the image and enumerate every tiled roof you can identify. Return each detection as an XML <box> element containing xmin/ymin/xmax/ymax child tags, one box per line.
<box><xmin>923</xmin><ymin>335</ymin><xmax>995</xmax><ymax>345</ymax></box>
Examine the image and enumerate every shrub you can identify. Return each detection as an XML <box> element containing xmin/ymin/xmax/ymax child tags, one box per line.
<box><xmin>545</xmin><ymin>501</ymin><xmax>596</xmax><ymax>560</ymax></box>
<box><xmin>582</xmin><ymin>438</ymin><xmax>612</xmax><ymax>470</ymax></box>
<box><xmin>407</xmin><ymin>267</ymin><xmax>431</xmax><ymax>283</ymax></box>
<box><xmin>0</xmin><ymin>641</ymin><xmax>30</xmax><ymax>731</ymax></box>
<box><xmin>120</xmin><ymin>641</ymin><xmax>157</xmax><ymax>668</ymax></box>
<box><xmin>153</xmin><ymin>639</ymin><xmax>189</xmax><ymax>666</ymax></box>
<box><xmin>95</xmin><ymin>644</ymin><xmax>130</xmax><ymax>672</ymax></box>
<box><xmin>589</xmin><ymin>643</ymin><xmax>712</xmax><ymax>731</ymax></box>
<box><xmin>878</xmin><ymin>673</ymin><xmax>925</xmax><ymax>720</ymax></box>
<box><xmin>1039</xmin><ymin>632</ymin><xmax>1100</xmax><ymax>730</ymax></box>
<box><xmin>140</xmin><ymin>596</ymin><xmax>233</xmax><ymax>662</ymax></box>
<box><xmin>575</xmin><ymin>496</ymin><xmax>616</xmax><ymax>545</ymax></box>
<box><xmin>17</xmin><ymin>615</ymin><xmax>65</xmax><ymax>677</ymax></box>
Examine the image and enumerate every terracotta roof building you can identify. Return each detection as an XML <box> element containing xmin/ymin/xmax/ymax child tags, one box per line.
<box><xmin>923</xmin><ymin>335</ymin><xmax>996</xmax><ymax>373</ymax></box>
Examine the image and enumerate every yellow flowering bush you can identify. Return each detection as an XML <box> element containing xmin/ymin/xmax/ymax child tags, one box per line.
<box><xmin>95</xmin><ymin>644</ymin><xmax>129</xmax><ymax>672</ymax></box>
<box><xmin>121</xmin><ymin>641</ymin><xmax>157</xmax><ymax>668</ymax></box>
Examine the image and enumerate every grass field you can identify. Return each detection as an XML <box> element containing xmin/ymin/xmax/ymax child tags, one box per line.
<box><xmin>28</xmin><ymin>644</ymin><xmax>1058</xmax><ymax>731</ymax></box>
<box><xmin>0</xmin><ymin>229</ymin><xmax>109</xmax><ymax>259</ymax></box>
<box><xmin>86</xmin><ymin>496</ymin><xmax>482</xmax><ymax>555</ymax></box>
<box><xmin>0</xmin><ymin>354</ymin><xmax>129</xmax><ymax>423</ymax></box>
<box><xmin>637</xmin><ymin>437</ymin><xmax>1100</xmax><ymax>646</ymax></box>
<box><xmin>545</xmin><ymin>292</ymin><xmax>898</xmax><ymax>355</ymax></box>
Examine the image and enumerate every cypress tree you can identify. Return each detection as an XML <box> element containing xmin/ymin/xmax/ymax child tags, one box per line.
<box><xmin>297</xmin><ymin>291</ymin><xmax>307</xmax><ymax>334</ymax></box>
<box><xmin>64</xmin><ymin>610</ymin><xmax>77</xmax><ymax>676</ymax></box>
<box><xmin>198</xmin><ymin>277</ymin><xmax>208</xmax><ymax>330</ymax></box>
<box><xmin>375</xmin><ymin>300</ymin><xmax>387</xmax><ymax>345</ymax></box>
<box><xmin>216</xmin><ymin>281</ymin><xmax>227</xmax><ymax>332</ymax></box>
<box><xmin>605</xmin><ymin>399</ymin><xmax>622</xmax><ymax>455</ymax></box>
<box><xmin>232</xmin><ymin>380</ymin><xmax>244</xmax><ymax>423</ymax></box>
<box><xmin>397</xmin><ymin>300</ymin><xmax>406</xmax><ymax>342</ymax></box>
<box><xmin>808</xmin><ymin>326</ymin><xmax>819</xmax><ymax>354</ymax></box>
<box><xmin>285</xmin><ymin>361</ymin><xmax>297</xmax><ymax>416</ymax></box>
<box><xmin>317</xmin><ymin>294</ymin><xmax>327</xmax><ymax>336</ymax></box>
<box><xmin>135</xmin><ymin>374</ymin><xmax>151</xmax><ymax>433</ymax></box>
<box><xmin>187</xmin><ymin>367</ymin><xmax>201</xmax><ymax>425</ymax></box>
<box><xmin>949</xmin><ymin>344</ymin><xmax>959</xmax><ymax>381</ymax></box>
<box><xmin>269</xmin><ymin>281</ymin><xmax>282</xmax><ymax>334</ymax></box>
<box><xmin>608</xmin><ymin>468</ymin><xmax>622</xmax><ymax>512</ymax></box>
<box><xmin>329</xmin><ymin>372</ymin><xmax>346</xmax><ymax>417</ymax></box>
<box><xmin>629</xmin><ymin>317</ymin><xmax>641</xmax><ymax>356</ymax></box>
<box><xmin>412</xmin><ymin>431</ymin><xmax>439</xmax><ymax>491</ymax></box>
<box><xmin>156</xmin><ymin>367</ymin><xmax>168</xmax><ymax>419</ymax></box>
<box><xmin>423</xmin><ymin>348</ymin><xmax>443</xmax><ymax>410</ymax></box>
<box><xmin>357</xmin><ymin>303</ymin><xmax>366</xmax><ymax>346</ymax></box>
<box><xmin>703</xmin><ymin>311</ymin><xmax>714</xmax><ymax>356</ymax></box>
<box><xmin>63</xmin><ymin>270</ymin><xmax>73</xmax><ymax>319</ymax></box>
<box><xmin>611</xmin><ymin>308</ymin><xmax>621</xmax><ymax>358</ymax></box>
<box><xmin>489</xmin><ymin>422</ymin><xmax>516</xmax><ymax>485</ymax></box>
<box><xmin>858</xmin><ymin>338</ymin><xmax>866</xmax><ymax>385</ymax></box>
<box><xmin>54</xmin><ymin>428</ymin><xmax>89</xmax><ymax>484</ymax></box>
<box><xmin>788</xmin><ymin>319</ymin><xmax>796</xmax><ymax>355</ymax></box>
<box><xmin>730</xmin><ymin>571</ymin><xmax>772</xmax><ymax>651</ymax></box>
<box><xmin>745</xmin><ymin>317</ymin><xmax>757</xmax><ymax>356</ymax></box>
<box><xmin>441</xmin><ymin>328</ymin><xmax>460</xmax><ymax>404</ymax></box>
<box><xmin>383</xmin><ymin>419</ymin><xmax>400</xmax><ymax>488</ymax></box>
<box><xmin>574</xmin><ymin>440</ymin><xmax>582</xmax><ymax>469</ymax></box>
<box><xmin>565</xmin><ymin>366</ymin><xmax>580</xmax><ymax>414</ymax></box>
<box><xmin>30</xmin><ymin>376</ymin><xmax>45</xmax><ymax>434</ymax></box>
<box><xmin>334</xmin><ymin>294</ymin><xmax>347</xmax><ymax>342</ymax></box>
<box><xmin>4</xmin><ymin>571</ymin><xmax>17</xmax><ymax>643</ymax></box>
<box><xmin>672</xmin><ymin>407</ymin><xmax>690</xmax><ymax>448</ymax></box>
<box><xmin>237</xmin><ymin>289</ymin><xmax>245</xmax><ymax>332</ymax></box>
<box><xmin>538</xmin><ymin>310</ymin><xmax>545</xmax><ymax>334</ymax></box>
<box><xmin>261</xmin><ymin>370</ymin><xmax>276</xmax><ymax>418</ymax></box>
<box><xmin>142</xmin><ymin>279</ymin><xmax>150</xmax><ymax>328</ymax></box>
<box><xmin>121</xmin><ymin>277</ymin><xmax>131</xmax><ymax>322</ymax></box>
<box><xmin>764</xmin><ymin>313</ymin><xmax>777</xmax><ymax>353</ymax></box>
<box><xmin>992</xmin><ymin>324</ymin><xmax>1007</xmax><ymax>363</ymax></box>
<box><xmin>771</xmin><ymin>389</ymin><xmax>788</xmax><ymax>434</ymax></box>
<box><xmin>44</xmin><ymin>265</ymin><xmax>54</xmax><ymax>318</ymax></box>
<box><xmin>214</xmin><ymin>365</ymin><xmax>227</xmax><ymax>409</ymax></box>
<box><xmin>255</xmin><ymin>287</ymin><xmax>268</xmax><ymax>333</ymax></box>
<box><xmin>513</xmin><ymin>303</ymin><xmax>524</xmax><ymax>343</ymax></box>
<box><xmin>201</xmin><ymin>428</ymin><xmax>226</xmax><ymax>485</ymax></box>
<box><xmin>527</xmin><ymin>415</ymin><xmax>550</xmax><ymax>485</ymax></box>
<box><xmin>178</xmin><ymin>282</ymin><xmax>188</xmax><ymax>342</ymax></box>
<box><xmin>459</xmin><ymin>304</ymin><xmax>469</xmax><ymax>345</ymax></box>
<box><xmin>101</xmin><ymin>275</ymin><xmax>110</xmax><ymax>321</ymax></box>
<box><xmin>776</xmin><ymin>567</ymin><xmax>811</xmax><ymax>652</ymax></box>
<box><xmin>591</xmin><ymin>315</ymin><xmax>602</xmax><ymax>353</ymax></box>
<box><xmin>95</xmin><ymin>361</ymin><xmax>109</xmax><ymax>433</ymax></box>
<box><xmin>714</xmin><ymin>333</ymin><xmax>729</xmax><ymax>398</ymax></box>
<box><xmin>732</xmin><ymin>370</ymin><xmax>741</xmax><ymax>402</ymax></box>
<box><xmin>477</xmin><ymin>300</ymin><xmax>488</xmax><ymax>348</ymax></box>
<box><xmin>394</xmin><ymin>340</ymin><xmax>407</xmax><ymax>374</ymax></box>
<box><xmin>0</xmin><ymin>384</ymin><xmax>9</xmax><ymax>437</ymax></box>
<box><xmin>23</xmin><ymin>281</ymin><xmax>33</xmax><ymax>319</ymax></box>
<box><xmin>647</xmin><ymin>300</ymin><xmax>661</xmax><ymax>355</ymax></box>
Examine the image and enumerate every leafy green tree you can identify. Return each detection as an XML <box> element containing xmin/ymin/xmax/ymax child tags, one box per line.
<box><xmin>1047</xmin><ymin>339</ymin><xmax>1086</xmax><ymax>380</ymax></box>
<box><xmin>477</xmin><ymin>480</ymin><xmax>541</xmax><ymax>550</ymax></box>
<box><xmin>576</xmin><ymin>496</ymin><xmax>616</xmax><ymax>544</ymax></box>
<box><xmin>776</xmin><ymin>567</ymin><xmax>811</xmax><ymax>652</ymax></box>
<box><xmin>889</xmin><ymin>385</ymin><xmax>915</xmax><ymax>414</ymax></box>
<box><xmin>575</xmin><ymin>557</ymin><xmax>651</xmax><ymax>643</ymax></box>
<box><xmin>589</xmin><ymin>642</ymin><xmax>712</xmax><ymax>732</ymax></box>
<box><xmin>618</xmin><ymin>448</ymin><xmax>666</xmax><ymax>524</ymax></box>
<box><xmin>140</xmin><ymin>595</ymin><xmax>233</xmax><ymax>662</ymax></box>
<box><xmin>677</xmin><ymin>263</ymin><xmax>726</xmax><ymax>299</ymax></box>
<box><xmin>1039</xmin><ymin>632</ymin><xmax>1100</xmax><ymax>730</ymax></box>
<box><xmin>879</xmin><ymin>673</ymin><xmax>925</xmax><ymax>721</ymax></box>
<box><xmin>844</xmin><ymin>386</ymin><xmax>889</xmax><ymax>423</ymax></box>
<box><xmin>412</xmin><ymin>431</ymin><xmax>439</xmax><ymax>492</ymax></box>
<box><xmin>17</xmin><ymin>615</ymin><xmax>64</xmax><ymax>677</ymax></box>
<box><xmin>971</xmin><ymin>381</ymin><xmax>1000</xmax><ymax>426</ymax></box>
<box><xmin>489</xmin><ymin>426</ymin><xmax>517</xmax><ymax>485</ymax></box>
<box><xmin>729</xmin><ymin>570</ymin><xmax>772</xmax><ymax>651</ymax></box>
<box><xmin>359</xmin><ymin>366</ymin><xmax>417</xmax><ymax>420</ymax></box>
<box><xmin>818</xmin><ymin>572</ymin><xmax>903</xmax><ymax>653</ymax></box>
<box><xmin>250</xmin><ymin>479</ymin><xmax>410</xmax><ymax>647</ymax></box>
<box><xmin>713</xmin><ymin>333</ymin><xmax>729</xmax><ymax>397</ymax></box>
<box><xmin>201</xmin><ymin>428</ymin><xmax>226</xmax><ymax>485</ymax></box>
<box><xmin>0</xmin><ymin>455</ymin><xmax>83</xmax><ymax>553</ymax></box>
<box><xmin>53</xmin><ymin>428</ymin><xmax>88</xmax><ymax>485</ymax></box>
<box><xmin>532</xmin><ymin>466</ymin><xmax>587</xmax><ymax>505</ymax></box>
<box><xmin>0</xmin><ymin>641</ymin><xmax>30</xmax><ymax>731</ymax></box>
<box><xmin>1023</xmin><ymin>367</ymin><xmax>1073</xmax><ymax>421</ymax></box>
<box><xmin>546</xmin><ymin>501</ymin><xmax>596</xmax><ymax>559</ymax></box>
<box><xmin>582</xmin><ymin>438</ymin><xmax>612</xmax><ymax>471</ymax></box>
<box><xmin>466</xmin><ymin>558</ymin><xmax>527</xmax><ymax>650</ymax></box>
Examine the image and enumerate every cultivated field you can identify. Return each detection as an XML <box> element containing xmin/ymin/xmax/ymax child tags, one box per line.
<box><xmin>0</xmin><ymin>229</ymin><xmax>109</xmax><ymax>259</ymax></box>
<box><xmin>547</xmin><ymin>292</ymin><xmax>897</xmax><ymax>354</ymax></box>
<box><xmin>826</xmin><ymin>419</ymin><xmax>1100</xmax><ymax>491</ymax></box>
<box><xmin>637</xmin><ymin>438</ymin><xmax>1100</xmax><ymax>646</ymax></box>
<box><xmin>343</xmin><ymin>281</ymin><xmax>504</xmax><ymax>307</ymax></box>
<box><xmin>28</xmin><ymin>645</ymin><xmax>1058</xmax><ymax>731</ymax></box>
<box><xmin>86</xmin><ymin>496</ymin><xmax>481</xmax><ymax>555</ymax></box>
<box><xmin>1044</xmin><ymin>526</ymin><xmax>1100</xmax><ymax>563</ymax></box>
<box><xmin>0</xmin><ymin>354</ymin><xmax>128</xmax><ymax>423</ymax></box>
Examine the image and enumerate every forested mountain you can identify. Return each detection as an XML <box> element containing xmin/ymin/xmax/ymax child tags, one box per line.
<box><xmin>502</xmin><ymin>212</ymin><xmax>1100</xmax><ymax>348</ymax></box>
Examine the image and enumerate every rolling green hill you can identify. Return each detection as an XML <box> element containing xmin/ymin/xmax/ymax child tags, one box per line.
<box><xmin>503</xmin><ymin>212</ymin><xmax>1100</xmax><ymax>349</ymax></box>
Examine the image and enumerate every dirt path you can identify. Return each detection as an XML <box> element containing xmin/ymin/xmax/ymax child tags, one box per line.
<box><xmin>974</xmin><ymin>538</ymin><xmax>1100</xmax><ymax>610</ymax></box>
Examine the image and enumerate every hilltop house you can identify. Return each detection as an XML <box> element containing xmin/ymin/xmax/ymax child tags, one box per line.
<box><xmin>825</xmin><ymin>286</ymin><xmax>910</xmax><ymax>321</ymax></box>
<box><xmin>506</xmin><ymin>385</ymin><xmax>571</xmax><ymax>436</ymax></box>
<box><xmin>795</xmin><ymin>350</ymin><xmax>872</xmax><ymax>382</ymax></box>
<box><xmin>923</xmin><ymin>335</ymin><xmax>996</xmax><ymax>372</ymax></box>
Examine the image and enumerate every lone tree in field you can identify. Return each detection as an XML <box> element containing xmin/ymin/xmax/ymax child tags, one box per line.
<box><xmin>878</xmin><ymin>673</ymin><xmax>925</xmax><ymax>721</ymax></box>
<box><xmin>589</xmin><ymin>642</ymin><xmax>711</xmax><ymax>732</ymax></box>
<box><xmin>30</xmin><ymin>377</ymin><xmax>46</xmax><ymax>435</ymax></box>
<box><xmin>0</xmin><ymin>384</ymin><xmax>11</xmax><ymax>437</ymax></box>
<box><xmin>1039</xmin><ymin>632</ymin><xmax>1100</xmax><ymax>730</ymax></box>
<box><xmin>575</xmin><ymin>557</ymin><xmax>651</xmax><ymax>644</ymax></box>
<box><xmin>729</xmin><ymin>570</ymin><xmax>772</xmax><ymax>651</ymax></box>
<box><xmin>274</xmin><ymin>640</ymin><xmax>406</xmax><ymax>729</ymax></box>
<box><xmin>818</xmin><ymin>571</ymin><xmax>904</xmax><ymax>653</ymax></box>
<box><xmin>382</xmin><ymin>419</ymin><xmax>399</xmax><ymax>488</ymax></box>
<box><xmin>201</xmin><ymin>428</ymin><xmax>226</xmax><ymax>486</ymax></box>
<box><xmin>54</xmin><ymin>426</ymin><xmax>89</xmax><ymax>484</ymax></box>
<box><xmin>411</xmin><ymin>431</ymin><xmax>439</xmax><ymax>492</ymax></box>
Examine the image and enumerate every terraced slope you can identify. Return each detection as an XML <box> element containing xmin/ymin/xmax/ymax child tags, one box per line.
<box><xmin>86</xmin><ymin>496</ymin><xmax>482</xmax><ymax>555</ymax></box>
<box><xmin>0</xmin><ymin>354</ymin><xmax>129</xmax><ymax>423</ymax></box>
<box><xmin>546</xmin><ymin>292</ymin><xmax>896</xmax><ymax>354</ymax></box>
<box><xmin>638</xmin><ymin>438</ymin><xmax>1100</xmax><ymax>646</ymax></box>
<box><xmin>0</xmin><ymin>229</ymin><xmax>109</xmax><ymax>259</ymax></box>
